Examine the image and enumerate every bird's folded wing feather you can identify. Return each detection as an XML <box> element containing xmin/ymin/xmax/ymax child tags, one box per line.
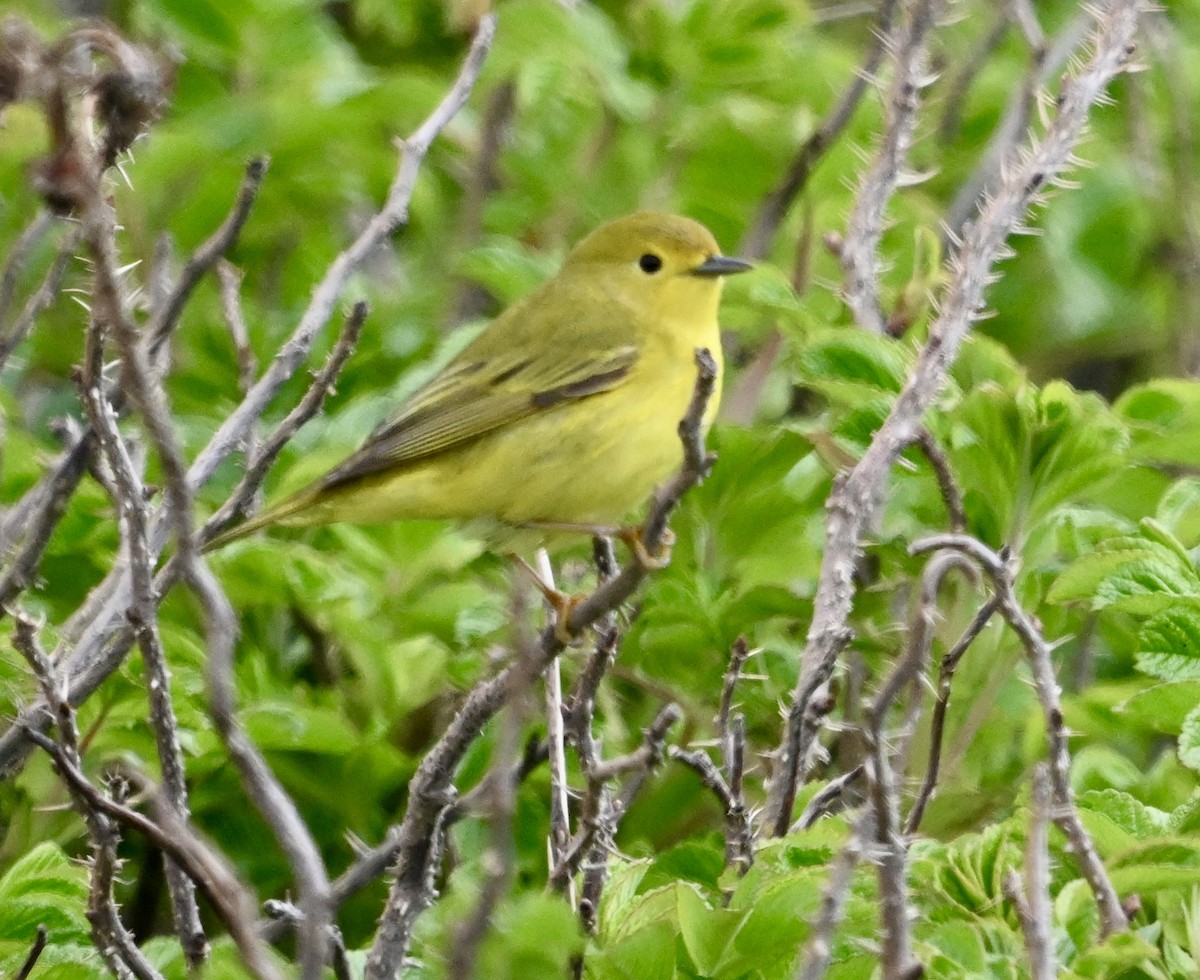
<box><xmin>319</xmin><ymin>341</ymin><xmax>638</xmax><ymax>489</ymax></box>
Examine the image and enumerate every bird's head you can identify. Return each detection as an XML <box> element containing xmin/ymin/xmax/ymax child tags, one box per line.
<box><xmin>562</xmin><ymin>212</ymin><xmax>751</xmax><ymax>327</ymax></box>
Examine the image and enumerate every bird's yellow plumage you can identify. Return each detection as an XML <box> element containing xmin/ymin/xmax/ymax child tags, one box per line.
<box><xmin>205</xmin><ymin>212</ymin><xmax>750</xmax><ymax>551</ymax></box>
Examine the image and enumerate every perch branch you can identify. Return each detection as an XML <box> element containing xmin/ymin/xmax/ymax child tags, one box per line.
<box><xmin>364</xmin><ymin>350</ymin><xmax>718</xmax><ymax>978</ymax></box>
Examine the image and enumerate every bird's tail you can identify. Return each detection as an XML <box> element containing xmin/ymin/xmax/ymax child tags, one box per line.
<box><xmin>202</xmin><ymin>487</ymin><xmax>323</xmax><ymax>554</ymax></box>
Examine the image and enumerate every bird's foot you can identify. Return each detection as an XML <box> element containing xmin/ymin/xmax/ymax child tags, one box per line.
<box><xmin>618</xmin><ymin>525</ymin><xmax>675</xmax><ymax>570</ymax></box>
<box><xmin>507</xmin><ymin>553</ymin><xmax>583</xmax><ymax>642</ymax></box>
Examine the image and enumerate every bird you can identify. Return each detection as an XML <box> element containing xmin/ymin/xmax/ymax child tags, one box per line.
<box><xmin>205</xmin><ymin>212</ymin><xmax>750</xmax><ymax>597</ymax></box>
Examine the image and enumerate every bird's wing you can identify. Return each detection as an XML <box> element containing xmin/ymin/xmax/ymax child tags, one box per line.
<box><xmin>319</xmin><ymin>334</ymin><xmax>638</xmax><ymax>490</ymax></box>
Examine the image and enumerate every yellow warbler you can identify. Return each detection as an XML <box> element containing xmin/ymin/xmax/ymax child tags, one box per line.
<box><xmin>206</xmin><ymin>213</ymin><xmax>750</xmax><ymax>554</ymax></box>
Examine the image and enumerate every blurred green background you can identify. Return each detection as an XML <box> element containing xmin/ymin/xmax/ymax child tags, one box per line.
<box><xmin>3</xmin><ymin>1</ymin><xmax>1200</xmax><ymax>976</ymax></box>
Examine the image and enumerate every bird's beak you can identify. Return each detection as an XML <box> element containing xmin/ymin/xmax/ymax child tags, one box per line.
<box><xmin>690</xmin><ymin>255</ymin><xmax>753</xmax><ymax>278</ymax></box>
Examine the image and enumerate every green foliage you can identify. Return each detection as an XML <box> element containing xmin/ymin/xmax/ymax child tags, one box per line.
<box><xmin>0</xmin><ymin>843</ymin><xmax>105</xmax><ymax>978</ymax></box>
<box><xmin>3</xmin><ymin>0</ymin><xmax>1200</xmax><ymax>976</ymax></box>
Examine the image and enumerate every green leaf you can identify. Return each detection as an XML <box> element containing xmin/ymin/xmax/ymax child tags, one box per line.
<box><xmin>1135</xmin><ymin>606</ymin><xmax>1200</xmax><ymax>681</ymax></box>
<box><xmin>675</xmin><ymin>883</ymin><xmax>742</xmax><ymax>975</ymax></box>
<box><xmin>1049</xmin><ymin>527</ymin><xmax>1200</xmax><ymax>613</ymax></box>
<box><xmin>916</xmin><ymin>921</ymin><xmax>988</xmax><ymax>978</ymax></box>
<box><xmin>599</xmin><ymin>882</ymin><xmax>677</xmax><ymax>945</ymax></box>
<box><xmin>793</xmin><ymin>328</ymin><xmax>912</xmax><ymax>402</ymax></box>
<box><xmin>1076</xmin><ymin>790</ymin><xmax>1173</xmax><ymax>855</ymax></box>
<box><xmin>1068</xmin><ymin>930</ymin><xmax>1166</xmax><ymax>978</ymax></box>
<box><xmin>1180</xmin><ymin>705</ymin><xmax>1200</xmax><ymax>774</ymax></box>
<box><xmin>455</xmin><ymin>238</ymin><xmax>556</xmax><ymax>305</ymax></box>
<box><xmin>0</xmin><ymin>843</ymin><xmax>91</xmax><ymax>944</ymax></box>
<box><xmin>241</xmin><ymin>702</ymin><xmax>361</xmax><ymax>754</ymax></box>
<box><xmin>1119</xmin><ymin>681</ymin><xmax>1200</xmax><ymax>734</ymax></box>
<box><xmin>584</xmin><ymin>921</ymin><xmax>677</xmax><ymax>980</ymax></box>
<box><xmin>476</xmin><ymin>892</ymin><xmax>583</xmax><ymax>979</ymax></box>
<box><xmin>1157</xmin><ymin>477</ymin><xmax>1200</xmax><ymax>548</ymax></box>
<box><xmin>1116</xmin><ymin>379</ymin><xmax>1200</xmax><ymax>467</ymax></box>
<box><xmin>1108</xmin><ymin>839</ymin><xmax>1200</xmax><ymax>893</ymax></box>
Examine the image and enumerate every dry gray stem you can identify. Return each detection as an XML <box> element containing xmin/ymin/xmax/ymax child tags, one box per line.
<box><xmin>765</xmin><ymin>0</ymin><xmax>1143</xmax><ymax>835</ymax></box>
<box><xmin>911</xmin><ymin>533</ymin><xmax>1127</xmax><ymax>937</ymax></box>
<box><xmin>839</xmin><ymin>0</ymin><xmax>940</xmax><ymax>334</ymax></box>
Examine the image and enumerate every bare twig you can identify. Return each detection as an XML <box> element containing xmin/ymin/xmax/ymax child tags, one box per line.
<box><xmin>551</xmin><ymin>704</ymin><xmax>681</xmax><ymax>891</ymax></box>
<box><xmin>912</xmin><ymin>428</ymin><xmax>965</xmax><ymax>531</ymax></box>
<box><xmin>854</xmin><ymin>555</ymin><xmax>974</xmax><ymax>980</ymax></box>
<box><xmin>0</xmin><ymin>431</ymin><xmax>92</xmax><ymax>614</ymax></box>
<box><xmin>86</xmin><ymin>779</ymin><xmax>166</xmax><ymax>980</ymax></box>
<box><xmin>906</xmin><ymin>596</ymin><xmax>999</xmax><ymax>834</ymax></box>
<box><xmin>449</xmin><ymin>77</ymin><xmax>516</xmax><ymax>324</ymax></box>
<box><xmin>14</xmin><ymin>924</ymin><xmax>48</xmax><ymax>980</ymax></box>
<box><xmin>943</xmin><ymin>9</ymin><xmax>1091</xmax><ymax>244</ymax></box>
<box><xmin>80</xmin><ymin>369</ymin><xmax>208</xmax><ymax>965</ymax></box>
<box><xmin>215</xmin><ymin>259</ymin><xmax>259</xmax><ymax>456</ymax></box>
<box><xmin>911</xmin><ymin>533</ymin><xmax>1127</xmax><ymax>937</ymax></box>
<box><xmin>795</xmin><ymin>765</ymin><xmax>864</xmax><ymax>831</ymax></box>
<box><xmin>797</xmin><ymin>810</ymin><xmax>871</xmax><ymax>980</ymax></box>
<box><xmin>937</xmin><ymin>11</ymin><xmax>1011</xmax><ymax>143</ymax></box>
<box><xmin>536</xmin><ymin>549</ymin><xmax>575</xmax><ymax>907</ymax></box>
<box><xmin>0</xmin><ymin>210</ymin><xmax>54</xmax><ymax>327</ymax></box>
<box><xmin>717</xmin><ymin>636</ymin><xmax>751</xmax><ymax>778</ymax></box>
<box><xmin>739</xmin><ymin>0</ymin><xmax>900</xmax><ymax>259</ymax></box>
<box><xmin>0</xmin><ymin>223</ymin><xmax>78</xmax><ymax>372</ymax></box>
<box><xmin>1003</xmin><ymin>765</ymin><xmax>1055</xmax><ymax>980</ymax></box>
<box><xmin>766</xmin><ymin>0</ymin><xmax>1142</xmax><ymax>835</ymax></box>
<box><xmin>23</xmin><ymin>729</ymin><xmax>284</xmax><ymax>980</ymax></box>
<box><xmin>0</xmin><ymin>10</ymin><xmax>494</xmax><ymax>780</ymax></box>
<box><xmin>839</xmin><ymin>0</ymin><xmax>940</xmax><ymax>334</ymax></box>
<box><xmin>145</xmin><ymin>158</ymin><xmax>268</xmax><ymax>357</ymax></box>
<box><xmin>669</xmin><ymin>738</ymin><xmax>754</xmax><ymax>876</ymax></box>
<box><xmin>201</xmin><ymin>301</ymin><xmax>368</xmax><ymax>544</ymax></box>
<box><xmin>76</xmin><ymin>105</ymin><xmax>331</xmax><ymax>974</ymax></box>
<box><xmin>10</xmin><ymin>612</ymin><xmax>163</xmax><ymax>980</ymax></box>
<box><xmin>449</xmin><ymin>580</ymin><xmax>535</xmax><ymax>980</ymax></box>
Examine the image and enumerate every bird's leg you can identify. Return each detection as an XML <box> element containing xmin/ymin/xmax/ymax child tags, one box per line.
<box><xmin>617</xmin><ymin>524</ymin><xmax>676</xmax><ymax>570</ymax></box>
<box><xmin>507</xmin><ymin>553</ymin><xmax>582</xmax><ymax>642</ymax></box>
<box><xmin>515</xmin><ymin>520</ymin><xmax>675</xmax><ymax>570</ymax></box>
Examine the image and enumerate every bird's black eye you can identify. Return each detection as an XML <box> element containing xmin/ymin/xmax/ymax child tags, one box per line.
<box><xmin>638</xmin><ymin>253</ymin><xmax>663</xmax><ymax>274</ymax></box>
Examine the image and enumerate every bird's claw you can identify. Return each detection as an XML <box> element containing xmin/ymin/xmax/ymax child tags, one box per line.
<box><xmin>508</xmin><ymin>552</ymin><xmax>584</xmax><ymax>642</ymax></box>
<box><xmin>619</xmin><ymin>525</ymin><xmax>675</xmax><ymax>570</ymax></box>
<box><xmin>545</xmin><ymin>590</ymin><xmax>584</xmax><ymax>644</ymax></box>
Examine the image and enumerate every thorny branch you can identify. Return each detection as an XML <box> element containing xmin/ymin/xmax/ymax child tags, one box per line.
<box><xmin>11</xmin><ymin>611</ymin><xmax>166</xmax><ymax>980</ymax></box>
<box><xmin>911</xmin><ymin>533</ymin><xmax>1128</xmax><ymax>937</ymax></box>
<box><xmin>551</xmin><ymin>704</ymin><xmax>681</xmax><ymax>892</ymax></box>
<box><xmin>22</xmin><ymin>724</ymin><xmax>285</xmax><ymax>980</ymax></box>
<box><xmin>739</xmin><ymin>0</ymin><xmax>900</xmax><ymax>259</ymax></box>
<box><xmin>766</xmin><ymin>0</ymin><xmax>1143</xmax><ymax>836</ymax></box>
<box><xmin>859</xmin><ymin>551</ymin><xmax>974</xmax><ymax>979</ymax></box>
<box><xmin>0</xmin><ymin>12</ymin><xmax>495</xmax><ymax>779</ymax></box>
<box><xmin>797</xmin><ymin>811</ymin><xmax>872</xmax><ymax>980</ymax></box>
<box><xmin>1003</xmin><ymin>765</ymin><xmax>1055</xmax><ymax>980</ymax></box>
<box><xmin>906</xmin><ymin>595</ymin><xmax>999</xmax><ymax>834</ymax></box>
<box><xmin>837</xmin><ymin>0</ymin><xmax>940</xmax><ymax>335</ymax></box>
<box><xmin>80</xmin><ymin>360</ymin><xmax>208</xmax><ymax>965</ymax></box>
<box><xmin>0</xmin><ymin>11</ymin><xmax>499</xmax><ymax>978</ymax></box>
<box><xmin>448</xmin><ymin>584</ymin><xmax>534</xmax><ymax>980</ymax></box>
